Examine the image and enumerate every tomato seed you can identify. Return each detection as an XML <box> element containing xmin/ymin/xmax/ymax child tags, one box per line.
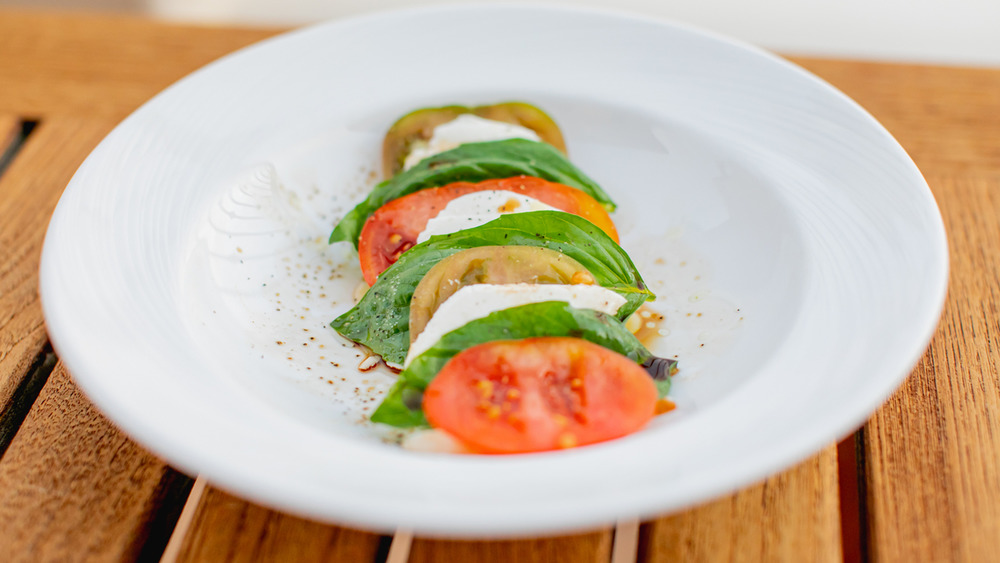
<box><xmin>558</xmin><ymin>433</ymin><xmax>578</xmax><ymax>449</ymax></box>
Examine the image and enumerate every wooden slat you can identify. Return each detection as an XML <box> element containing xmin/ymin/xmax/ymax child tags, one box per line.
<box><xmin>408</xmin><ymin>529</ymin><xmax>613</xmax><ymax>563</ymax></box>
<box><xmin>0</xmin><ymin>116</ymin><xmax>17</xmax><ymax>152</ymax></box>
<box><xmin>861</xmin><ymin>173</ymin><xmax>1000</xmax><ymax>561</ymax></box>
<box><xmin>0</xmin><ymin>117</ymin><xmax>114</xmax><ymax>438</ymax></box>
<box><xmin>0</xmin><ymin>11</ymin><xmax>282</xmax><ymax>119</ymax></box>
<box><xmin>0</xmin><ymin>364</ymin><xmax>192</xmax><ymax>561</ymax></box>
<box><xmin>168</xmin><ymin>485</ymin><xmax>383</xmax><ymax>563</ymax></box>
<box><xmin>790</xmin><ymin>57</ymin><xmax>1000</xmax><ymax>176</ymax></box>
<box><xmin>640</xmin><ymin>446</ymin><xmax>842</xmax><ymax>562</ymax></box>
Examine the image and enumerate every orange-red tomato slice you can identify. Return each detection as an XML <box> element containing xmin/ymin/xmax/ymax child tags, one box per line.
<box><xmin>356</xmin><ymin>176</ymin><xmax>619</xmax><ymax>285</ymax></box>
<box><xmin>423</xmin><ymin>337</ymin><xmax>657</xmax><ymax>454</ymax></box>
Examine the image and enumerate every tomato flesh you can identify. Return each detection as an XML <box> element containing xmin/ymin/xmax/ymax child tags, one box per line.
<box><xmin>423</xmin><ymin>337</ymin><xmax>657</xmax><ymax>454</ymax></box>
<box><xmin>357</xmin><ymin>176</ymin><xmax>619</xmax><ymax>285</ymax></box>
<box><xmin>381</xmin><ymin>103</ymin><xmax>567</xmax><ymax>177</ymax></box>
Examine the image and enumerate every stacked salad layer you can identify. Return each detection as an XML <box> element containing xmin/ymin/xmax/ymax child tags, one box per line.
<box><xmin>329</xmin><ymin>103</ymin><xmax>677</xmax><ymax>454</ymax></box>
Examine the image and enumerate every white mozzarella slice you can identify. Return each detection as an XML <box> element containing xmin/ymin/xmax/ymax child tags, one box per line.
<box><xmin>405</xmin><ymin>283</ymin><xmax>626</xmax><ymax>366</ymax></box>
<box><xmin>401</xmin><ymin>429</ymin><xmax>470</xmax><ymax>453</ymax></box>
<box><xmin>402</xmin><ymin>114</ymin><xmax>541</xmax><ymax>170</ymax></box>
<box><xmin>416</xmin><ymin>191</ymin><xmax>557</xmax><ymax>243</ymax></box>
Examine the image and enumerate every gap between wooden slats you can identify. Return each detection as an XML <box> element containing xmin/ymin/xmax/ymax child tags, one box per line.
<box><xmin>837</xmin><ymin>430</ymin><xmax>868</xmax><ymax>563</ymax></box>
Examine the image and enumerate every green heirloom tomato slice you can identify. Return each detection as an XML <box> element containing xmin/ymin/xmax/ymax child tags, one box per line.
<box><xmin>382</xmin><ymin>102</ymin><xmax>567</xmax><ymax>177</ymax></box>
<box><xmin>409</xmin><ymin>246</ymin><xmax>594</xmax><ymax>342</ymax></box>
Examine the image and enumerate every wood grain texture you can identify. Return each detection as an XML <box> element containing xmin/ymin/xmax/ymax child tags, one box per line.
<box><xmin>862</xmin><ymin>173</ymin><xmax>1000</xmax><ymax>562</ymax></box>
<box><xmin>0</xmin><ymin>118</ymin><xmax>114</xmax><ymax>434</ymax></box>
<box><xmin>408</xmin><ymin>529</ymin><xmax>613</xmax><ymax>563</ymax></box>
<box><xmin>170</xmin><ymin>486</ymin><xmax>383</xmax><ymax>563</ymax></box>
<box><xmin>790</xmin><ymin>57</ymin><xmax>1000</xmax><ymax>176</ymax></box>
<box><xmin>640</xmin><ymin>446</ymin><xmax>842</xmax><ymax>563</ymax></box>
<box><xmin>0</xmin><ymin>10</ymin><xmax>282</xmax><ymax>119</ymax></box>
<box><xmin>0</xmin><ymin>116</ymin><xmax>16</xmax><ymax>153</ymax></box>
<box><xmin>0</xmin><ymin>364</ymin><xmax>188</xmax><ymax>562</ymax></box>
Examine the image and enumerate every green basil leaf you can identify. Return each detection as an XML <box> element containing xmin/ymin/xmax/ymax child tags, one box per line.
<box><xmin>654</xmin><ymin>379</ymin><xmax>672</xmax><ymax>398</ymax></box>
<box><xmin>330</xmin><ymin>211</ymin><xmax>653</xmax><ymax>365</ymax></box>
<box><xmin>370</xmin><ymin>301</ymin><xmax>672</xmax><ymax>428</ymax></box>
<box><xmin>328</xmin><ymin>139</ymin><xmax>615</xmax><ymax>248</ymax></box>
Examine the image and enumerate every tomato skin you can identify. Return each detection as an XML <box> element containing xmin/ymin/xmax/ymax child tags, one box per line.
<box><xmin>423</xmin><ymin>337</ymin><xmax>657</xmax><ymax>454</ymax></box>
<box><xmin>357</xmin><ymin>177</ymin><xmax>619</xmax><ymax>285</ymax></box>
<box><xmin>381</xmin><ymin>103</ymin><xmax>567</xmax><ymax>177</ymax></box>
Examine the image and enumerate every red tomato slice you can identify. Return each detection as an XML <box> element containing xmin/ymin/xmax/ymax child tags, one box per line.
<box><xmin>423</xmin><ymin>337</ymin><xmax>657</xmax><ymax>454</ymax></box>
<box><xmin>357</xmin><ymin>176</ymin><xmax>619</xmax><ymax>285</ymax></box>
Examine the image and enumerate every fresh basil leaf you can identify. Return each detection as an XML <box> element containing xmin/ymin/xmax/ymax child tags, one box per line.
<box><xmin>329</xmin><ymin>139</ymin><xmax>615</xmax><ymax>247</ymax></box>
<box><xmin>640</xmin><ymin>356</ymin><xmax>679</xmax><ymax>397</ymax></box>
<box><xmin>654</xmin><ymin>379</ymin><xmax>672</xmax><ymax>398</ymax></box>
<box><xmin>370</xmin><ymin>301</ymin><xmax>675</xmax><ymax>428</ymax></box>
<box><xmin>330</xmin><ymin>211</ymin><xmax>653</xmax><ymax>365</ymax></box>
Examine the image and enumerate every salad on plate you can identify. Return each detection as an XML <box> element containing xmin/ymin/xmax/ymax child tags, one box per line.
<box><xmin>328</xmin><ymin>103</ymin><xmax>678</xmax><ymax>454</ymax></box>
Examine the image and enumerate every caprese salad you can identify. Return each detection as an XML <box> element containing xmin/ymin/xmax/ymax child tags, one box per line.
<box><xmin>329</xmin><ymin>102</ymin><xmax>676</xmax><ymax>454</ymax></box>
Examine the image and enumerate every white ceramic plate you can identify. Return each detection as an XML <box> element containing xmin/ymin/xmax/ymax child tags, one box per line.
<box><xmin>39</xmin><ymin>5</ymin><xmax>947</xmax><ymax>536</ymax></box>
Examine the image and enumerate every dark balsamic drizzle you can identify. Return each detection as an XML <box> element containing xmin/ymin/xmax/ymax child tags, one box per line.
<box><xmin>641</xmin><ymin>355</ymin><xmax>678</xmax><ymax>381</ymax></box>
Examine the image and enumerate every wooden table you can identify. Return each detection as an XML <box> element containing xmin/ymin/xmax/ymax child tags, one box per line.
<box><xmin>1</xmin><ymin>10</ymin><xmax>998</xmax><ymax>562</ymax></box>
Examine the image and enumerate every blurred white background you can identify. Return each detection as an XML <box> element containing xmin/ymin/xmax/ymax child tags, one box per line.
<box><xmin>5</xmin><ymin>0</ymin><xmax>999</xmax><ymax>66</ymax></box>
